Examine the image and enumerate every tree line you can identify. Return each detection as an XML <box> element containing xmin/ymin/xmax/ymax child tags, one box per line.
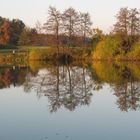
<box><xmin>0</xmin><ymin>6</ymin><xmax>102</xmax><ymax>49</ymax></box>
<box><xmin>44</xmin><ymin>6</ymin><xmax>140</xmax><ymax>53</ymax></box>
<box><xmin>1</xmin><ymin>6</ymin><xmax>140</xmax><ymax>58</ymax></box>
<box><xmin>93</xmin><ymin>7</ymin><xmax>140</xmax><ymax>60</ymax></box>
<box><xmin>0</xmin><ymin>17</ymin><xmax>25</xmax><ymax>46</ymax></box>
<box><xmin>43</xmin><ymin>6</ymin><xmax>93</xmax><ymax>51</ymax></box>
<box><xmin>113</xmin><ymin>7</ymin><xmax>140</xmax><ymax>53</ymax></box>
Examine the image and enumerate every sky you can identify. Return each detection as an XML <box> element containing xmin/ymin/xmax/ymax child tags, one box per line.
<box><xmin>0</xmin><ymin>0</ymin><xmax>140</xmax><ymax>32</ymax></box>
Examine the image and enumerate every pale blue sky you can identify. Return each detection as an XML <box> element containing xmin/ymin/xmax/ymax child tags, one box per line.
<box><xmin>0</xmin><ymin>0</ymin><xmax>140</xmax><ymax>32</ymax></box>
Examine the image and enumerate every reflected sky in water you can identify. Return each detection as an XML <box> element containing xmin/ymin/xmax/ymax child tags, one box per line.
<box><xmin>0</xmin><ymin>62</ymin><xmax>140</xmax><ymax>140</ymax></box>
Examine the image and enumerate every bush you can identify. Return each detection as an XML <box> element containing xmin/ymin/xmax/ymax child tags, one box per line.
<box><xmin>127</xmin><ymin>39</ymin><xmax>140</xmax><ymax>60</ymax></box>
<box><xmin>92</xmin><ymin>36</ymin><xmax>121</xmax><ymax>60</ymax></box>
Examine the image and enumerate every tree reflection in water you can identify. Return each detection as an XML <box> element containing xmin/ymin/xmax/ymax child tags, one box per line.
<box><xmin>114</xmin><ymin>82</ymin><xmax>140</xmax><ymax>111</ymax></box>
<box><xmin>1</xmin><ymin>62</ymin><xmax>140</xmax><ymax>112</ymax></box>
<box><xmin>24</xmin><ymin>64</ymin><xmax>94</xmax><ymax>112</ymax></box>
<box><xmin>92</xmin><ymin>62</ymin><xmax>140</xmax><ymax>112</ymax></box>
<box><xmin>113</xmin><ymin>67</ymin><xmax>140</xmax><ymax>111</ymax></box>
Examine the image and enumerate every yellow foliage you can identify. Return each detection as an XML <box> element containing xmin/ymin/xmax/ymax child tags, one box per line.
<box><xmin>92</xmin><ymin>62</ymin><xmax>121</xmax><ymax>83</ymax></box>
<box><xmin>92</xmin><ymin>36</ymin><xmax>121</xmax><ymax>60</ymax></box>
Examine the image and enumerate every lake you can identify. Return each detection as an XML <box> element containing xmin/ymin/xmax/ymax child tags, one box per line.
<box><xmin>0</xmin><ymin>61</ymin><xmax>140</xmax><ymax>140</ymax></box>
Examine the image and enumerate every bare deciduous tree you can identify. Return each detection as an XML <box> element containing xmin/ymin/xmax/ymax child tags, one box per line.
<box><xmin>113</xmin><ymin>7</ymin><xmax>130</xmax><ymax>36</ymax></box>
<box><xmin>113</xmin><ymin>7</ymin><xmax>140</xmax><ymax>52</ymax></box>
<box><xmin>80</xmin><ymin>12</ymin><xmax>92</xmax><ymax>46</ymax></box>
<box><xmin>44</xmin><ymin>6</ymin><xmax>62</xmax><ymax>54</ymax></box>
<box><xmin>62</xmin><ymin>7</ymin><xmax>79</xmax><ymax>47</ymax></box>
<box><xmin>35</xmin><ymin>20</ymin><xmax>42</xmax><ymax>34</ymax></box>
<box><xmin>129</xmin><ymin>8</ymin><xmax>140</xmax><ymax>37</ymax></box>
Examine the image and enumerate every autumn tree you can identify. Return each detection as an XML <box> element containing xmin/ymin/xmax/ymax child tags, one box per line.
<box><xmin>62</xmin><ymin>7</ymin><xmax>79</xmax><ymax>47</ymax></box>
<box><xmin>129</xmin><ymin>8</ymin><xmax>140</xmax><ymax>37</ymax></box>
<box><xmin>18</xmin><ymin>27</ymin><xmax>31</xmax><ymax>45</ymax></box>
<box><xmin>9</xmin><ymin>19</ymin><xmax>25</xmax><ymax>45</ymax></box>
<box><xmin>114</xmin><ymin>7</ymin><xmax>130</xmax><ymax>36</ymax></box>
<box><xmin>113</xmin><ymin>7</ymin><xmax>140</xmax><ymax>52</ymax></box>
<box><xmin>0</xmin><ymin>19</ymin><xmax>10</xmax><ymax>45</ymax></box>
<box><xmin>80</xmin><ymin>12</ymin><xmax>92</xmax><ymax>46</ymax></box>
<box><xmin>44</xmin><ymin>6</ymin><xmax>62</xmax><ymax>54</ymax></box>
<box><xmin>92</xmin><ymin>28</ymin><xmax>103</xmax><ymax>39</ymax></box>
<box><xmin>92</xmin><ymin>28</ymin><xmax>104</xmax><ymax>47</ymax></box>
<box><xmin>0</xmin><ymin>17</ymin><xmax>25</xmax><ymax>46</ymax></box>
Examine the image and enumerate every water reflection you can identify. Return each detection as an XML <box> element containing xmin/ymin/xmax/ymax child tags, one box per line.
<box><xmin>0</xmin><ymin>67</ymin><xmax>28</xmax><ymax>88</ymax></box>
<box><xmin>24</xmin><ymin>65</ymin><xmax>94</xmax><ymax>112</ymax></box>
<box><xmin>93</xmin><ymin>62</ymin><xmax>140</xmax><ymax>112</ymax></box>
<box><xmin>1</xmin><ymin>61</ymin><xmax>140</xmax><ymax>112</ymax></box>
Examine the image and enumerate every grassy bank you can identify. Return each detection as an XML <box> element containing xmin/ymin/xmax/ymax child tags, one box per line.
<box><xmin>0</xmin><ymin>46</ymin><xmax>92</xmax><ymax>65</ymax></box>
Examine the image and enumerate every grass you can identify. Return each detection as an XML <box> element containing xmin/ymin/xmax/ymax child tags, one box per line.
<box><xmin>0</xmin><ymin>46</ymin><xmax>92</xmax><ymax>65</ymax></box>
<box><xmin>17</xmin><ymin>46</ymin><xmax>51</xmax><ymax>50</ymax></box>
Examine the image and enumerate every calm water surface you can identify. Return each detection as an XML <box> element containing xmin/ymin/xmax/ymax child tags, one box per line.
<box><xmin>0</xmin><ymin>61</ymin><xmax>140</xmax><ymax>140</ymax></box>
